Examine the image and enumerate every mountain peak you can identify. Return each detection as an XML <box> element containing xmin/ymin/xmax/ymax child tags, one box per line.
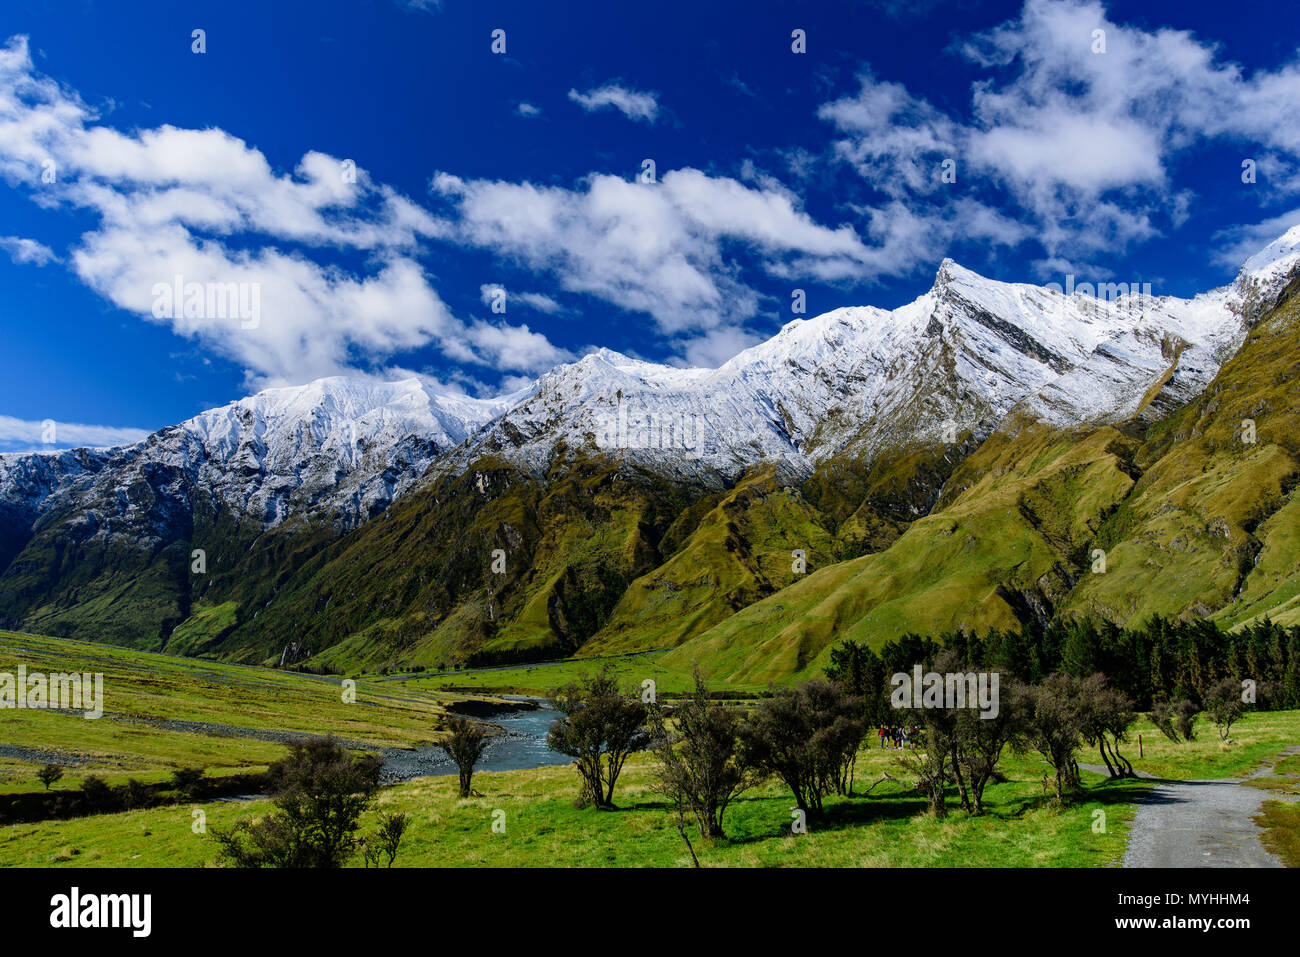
<box><xmin>933</xmin><ymin>256</ymin><xmax>978</xmax><ymax>282</ymax></box>
<box><xmin>583</xmin><ymin>347</ymin><xmax>637</xmax><ymax>367</ymax></box>
<box><xmin>1240</xmin><ymin>222</ymin><xmax>1300</xmax><ymax>287</ymax></box>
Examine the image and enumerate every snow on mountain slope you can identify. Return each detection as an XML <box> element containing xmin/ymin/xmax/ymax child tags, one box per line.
<box><xmin>0</xmin><ymin>377</ymin><xmax>513</xmax><ymax>545</ymax></box>
<box><xmin>1233</xmin><ymin>222</ymin><xmax>1300</xmax><ymax>323</ymax></box>
<box><xmin>0</xmin><ymin>448</ymin><xmax>114</xmax><ymax>567</ymax></box>
<box><xmin>145</xmin><ymin>376</ymin><xmax>517</xmax><ymax>528</ymax></box>
<box><xmin>3</xmin><ymin>227</ymin><xmax>1293</xmax><ymax>534</ymax></box>
<box><xmin>452</xmin><ymin>257</ymin><xmax>1247</xmax><ymax>482</ymax></box>
<box><xmin>0</xmin><ymin>446</ymin><xmax>113</xmax><ymax>522</ymax></box>
<box><xmin>1239</xmin><ymin>222</ymin><xmax>1300</xmax><ymax>294</ymax></box>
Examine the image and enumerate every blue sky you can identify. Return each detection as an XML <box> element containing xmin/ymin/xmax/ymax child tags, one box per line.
<box><xmin>2</xmin><ymin>0</ymin><xmax>1299</xmax><ymax>449</ymax></box>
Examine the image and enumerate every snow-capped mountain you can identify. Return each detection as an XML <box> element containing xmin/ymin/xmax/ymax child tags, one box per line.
<box><xmin>0</xmin><ymin>377</ymin><xmax>513</xmax><ymax>549</ymax></box>
<box><xmin>4</xmin><ymin>226</ymin><xmax>1298</xmax><ymax>537</ymax></box>
<box><xmin>451</xmin><ymin>256</ymin><xmax>1257</xmax><ymax>483</ymax></box>
<box><xmin>150</xmin><ymin>376</ymin><xmax>516</xmax><ymax>528</ymax></box>
<box><xmin>0</xmin><ymin>446</ymin><xmax>113</xmax><ymax>524</ymax></box>
<box><xmin>0</xmin><ymin>446</ymin><xmax>114</xmax><ymax>569</ymax></box>
<box><xmin>1232</xmin><ymin>222</ymin><xmax>1300</xmax><ymax>323</ymax></box>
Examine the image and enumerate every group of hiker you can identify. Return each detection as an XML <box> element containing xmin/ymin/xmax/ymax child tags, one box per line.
<box><xmin>877</xmin><ymin>725</ymin><xmax>918</xmax><ymax>750</ymax></box>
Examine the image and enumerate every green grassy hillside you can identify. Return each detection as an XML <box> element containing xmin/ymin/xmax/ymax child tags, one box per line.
<box><xmin>659</xmin><ymin>426</ymin><xmax>1137</xmax><ymax>681</ymax></box>
<box><xmin>651</xmin><ymin>280</ymin><xmax>1300</xmax><ymax>683</ymax></box>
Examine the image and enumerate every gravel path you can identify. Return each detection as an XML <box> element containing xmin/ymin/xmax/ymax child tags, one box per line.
<box><xmin>1102</xmin><ymin>749</ymin><xmax>1300</xmax><ymax>868</ymax></box>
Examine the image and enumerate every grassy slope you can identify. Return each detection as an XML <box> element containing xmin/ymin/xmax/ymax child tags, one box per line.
<box><xmin>660</xmin><ymin>426</ymin><xmax>1136</xmax><ymax>682</ymax></box>
<box><xmin>198</xmin><ymin>455</ymin><xmax>698</xmax><ymax>671</ymax></box>
<box><xmin>384</xmin><ymin>651</ymin><xmax>753</xmax><ymax>697</ymax></box>
<box><xmin>0</xmin><ymin>483</ymin><xmax>335</xmax><ymax>655</ymax></box>
<box><xmin>0</xmin><ymin>631</ymin><xmax>469</xmax><ymax>793</ymax></box>
<box><xmin>581</xmin><ymin>467</ymin><xmax>837</xmax><ymax>655</ymax></box>
<box><xmin>1066</xmin><ymin>289</ymin><xmax>1300</xmax><ymax>628</ymax></box>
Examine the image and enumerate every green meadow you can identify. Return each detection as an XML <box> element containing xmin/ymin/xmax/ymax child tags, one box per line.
<box><xmin>1</xmin><ymin>749</ymin><xmax>1144</xmax><ymax>868</ymax></box>
<box><xmin>0</xmin><ymin>631</ymin><xmax>477</xmax><ymax>792</ymax></box>
<box><xmin>3</xmin><ymin>631</ymin><xmax>1298</xmax><ymax>867</ymax></box>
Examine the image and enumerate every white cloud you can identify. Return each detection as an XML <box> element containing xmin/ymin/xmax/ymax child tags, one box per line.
<box><xmin>465</xmin><ymin>321</ymin><xmax>572</xmax><ymax>373</ymax></box>
<box><xmin>678</xmin><ymin>325</ymin><xmax>763</xmax><ymax>368</ymax></box>
<box><xmin>567</xmin><ymin>83</ymin><xmax>660</xmax><ymax>123</ymax></box>
<box><xmin>819</xmin><ymin>75</ymin><xmax>960</xmax><ymax>200</ymax></box>
<box><xmin>516</xmin><ymin>102</ymin><xmax>541</xmax><ymax>118</ymax></box>
<box><xmin>0</xmin><ymin>35</ymin><xmax>568</xmax><ymax>388</ymax></box>
<box><xmin>0</xmin><ymin>235</ymin><xmax>55</xmax><ymax>265</ymax></box>
<box><xmin>0</xmin><ymin>414</ymin><xmax>149</xmax><ymax>451</ymax></box>
<box><xmin>432</xmin><ymin>167</ymin><xmax>878</xmax><ymax>338</ymax></box>
<box><xmin>515</xmin><ymin>291</ymin><xmax>563</xmax><ymax>314</ymax></box>
<box><xmin>1212</xmin><ymin>208</ymin><xmax>1300</xmax><ymax>270</ymax></box>
<box><xmin>819</xmin><ymin>0</ymin><xmax>1300</xmax><ymax>263</ymax></box>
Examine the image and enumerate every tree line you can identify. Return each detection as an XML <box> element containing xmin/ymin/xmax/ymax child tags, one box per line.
<box><xmin>826</xmin><ymin>614</ymin><xmax>1300</xmax><ymax>714</ymax></box>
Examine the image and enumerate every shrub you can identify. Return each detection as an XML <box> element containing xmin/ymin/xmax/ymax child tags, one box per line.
<box><xmin>361</xmin><ymin>811</ymin><xmax>408</xmax><ymax>868</ymax></box>
<box><xmin>648</xmin><ymin>668</ymin><xmax>757</xmax><ymax>840</ymax></box>
<box><xmin>80</xmin><ymin>775</ymin><xmax>117</xmax><ymax>812</ymax></box>
<box><xmin>739</xmin><ymin>678</ymin><xmax>865</xmax><ymax>817</ymax></box>
<box><xmin>37</xmin><ymin>764</ymin><xmax>63</xmax><ymax>791</ymax></box>
<box><xmin>437</xmin><ymin>715</ymin><xmax>490</xmax><ymax>798</ymax></box>
<box><xmin>547</xmin><ymin>669</ymin><xmax>649</xmax><ymax>809</ymax></box>
<box><xmin>212</xmin><ymin>736</ymin><xmax>383</xmax><ymax>868</ymax></box>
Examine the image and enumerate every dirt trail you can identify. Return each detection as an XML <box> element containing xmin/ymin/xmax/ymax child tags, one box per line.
<box><xmin>1093</xmin><ymin>748</ymin><xmax>1300</xmax><ymax>868</ymax></box>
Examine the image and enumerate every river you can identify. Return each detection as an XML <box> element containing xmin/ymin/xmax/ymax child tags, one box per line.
<box><xmin>380</xmin><ymin>696</ymin><xmax>569</xmax><ymax>783</ymax></box>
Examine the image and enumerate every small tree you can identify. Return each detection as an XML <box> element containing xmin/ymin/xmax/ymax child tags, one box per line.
<box><xmin>80</xmin><ymin>774</ymin><xmax>116</xmax><ymax>812</ymax></box>
<box><xmin>437</xmin><ymin>715</ymin><xmax>490</xmax><ymax>798</ymax></box>
<box><xmin>1076</xmin><ymin>674</ymin><xmax>1138</xmax><ymax>778</ymax></box>
<box><xmin>1205</xmin><ymin>678</ymin><xmax>1245</xmax><ymax>741</ymax></box>
<box><xmin>739</xmin><ymin>679</ymin><xmax>864</xmax><ymax>817</ymax></box>
<box><xmin>1018</xmin><ymin>674</ymin><xmax>1085</xmax><ymax>803</ymax></box>
<box><xmin>1149</xmin><ymin>698</ymin><xmax>1200</xmax><ymax>743</ymax></box>
<box><xmin>547</xmin><ymin>670</ymin><xmax>649</xmax><ymax>809</ymax></box>
<box><xmin>1173</xmin><ymin>699</ymin><xmax>1201</xmax><ymax>742</ymax></box>
<box><xmin>955</xmin><ymin>679</ymin><xmax>1028</xmax><ymax>813</ymax></box>
<box><xmin>649</xmin><ymin>668</ymin><xmax>757</xmax><ymax>840</ymax></box>
<box><xmin>37</xmin><ymin>764</ymin><xmax>63</xmax><ymax>791</ymax></box>
<box><xmin>893</xmin><ymin>649</ymin><xmax>996</xmax><ymax>817</ymax></box>
<box><xmin>897</xmin><ymin>722</ymin><xmax>955</xmax><ymax>817</ymax></box>
<box><xmin>361</xmin><ymin>811</ymin><xmax>409</xmax><ymax>868</ymax></box>
<box><xmin>212</xmin><ymin>736</ymin><xmax>383</xmax><ymax>868</ymax></box>
<box><xmin>124</xmin><ymin>778</ymin><xmax>154</xmax><ymax>810</ymax></box>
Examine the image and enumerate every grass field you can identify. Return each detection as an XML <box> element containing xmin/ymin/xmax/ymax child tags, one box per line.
<box><xmin>383</xmin><ymin>651</ymin><xmax>725</xmax><ymax>697</ymax></box>
<box><xmin>1103</xmin><ymin>712</ymin><xmax>1300</xmax><ymax>781</ymax></box>
<box><xmin>0</xmin><ymin>748</ymin><xmax>1145</xmax><ymax>868</ymax></box>
<box><xmin>4</xmin><ymin>630</ymin><xmax>1298</xmax><ymax>868</ymax></box>
<box><xmin>0</xmin><ymin>631</ymin><xmax>479</xmax><ymax>792</ymax></box>
<box><xmin>1256</xmin><ymin>801</ymin><xmax>1300</xmax><ymax>868</ymax></box>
